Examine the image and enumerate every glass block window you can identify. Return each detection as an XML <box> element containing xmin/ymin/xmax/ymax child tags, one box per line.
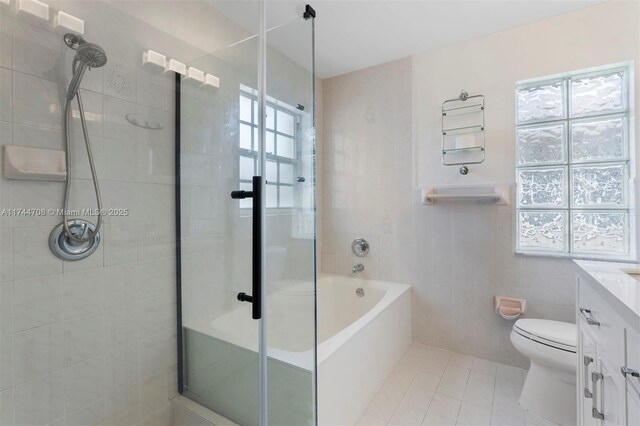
<box><xmin>516</xmin><ymin>65</ymin><xmax>633</xmax><ymax>258</ymax></box>
<box><xmin>239</xmin><ymin>91</ymin><xmax>300</xmax><ymax>209</ymax></box>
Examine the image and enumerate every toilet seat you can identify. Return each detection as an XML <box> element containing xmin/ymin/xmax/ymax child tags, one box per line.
<box><xmin>513</xmin><ymin>319</ymin><xmax>576</xmax><ymax>353</ymax></box>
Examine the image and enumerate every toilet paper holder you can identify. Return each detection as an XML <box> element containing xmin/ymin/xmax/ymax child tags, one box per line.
<box><xmin>494</xmin><ymin>296</ymin><xmax>526</xmax><ymax>320</ymax></box>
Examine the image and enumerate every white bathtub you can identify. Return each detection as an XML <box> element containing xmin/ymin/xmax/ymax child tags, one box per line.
<box><xmin>316</xmin><ymin>275</ymin><xmax>412</xmax><ymax>425</ymax></box>
<box><xmin>185</xmin><ymin>274</ymin><xmax>411</xmax><ymax>425</ymax></box>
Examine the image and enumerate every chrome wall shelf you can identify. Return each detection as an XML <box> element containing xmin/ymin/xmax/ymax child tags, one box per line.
<box><xmin>441</xmin><ymin>90</ymin><xmax>485</xmax><ymax>173</ymax></box>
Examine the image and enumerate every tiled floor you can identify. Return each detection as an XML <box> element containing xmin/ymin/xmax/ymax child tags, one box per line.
<box><xmin>356</xmin><ymin>343</ymin><xmax>557</xmax><ymax>426</ymax></box>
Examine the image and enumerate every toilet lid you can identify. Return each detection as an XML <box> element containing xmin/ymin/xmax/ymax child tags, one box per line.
<box><xmin>514</xmin><ymin>319</ymin><xmax>576</xmax><ymax>351</ymax></box>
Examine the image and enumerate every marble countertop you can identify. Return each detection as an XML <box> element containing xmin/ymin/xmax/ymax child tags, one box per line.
<box><xmin>574</xmin><ymin>260</ymin><xmax>640</xmax><ymax>327</ymax></box>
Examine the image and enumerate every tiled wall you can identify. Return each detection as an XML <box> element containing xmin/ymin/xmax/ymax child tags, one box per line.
<box><xmin>320</xmin><ymin>59</ymin><xmax>576</xmax><ymax>369</ymax></box>
<box><xmin>0</xmin><ymin>1</ymin><xmax>188</xmax><ymax>424</ymax></box>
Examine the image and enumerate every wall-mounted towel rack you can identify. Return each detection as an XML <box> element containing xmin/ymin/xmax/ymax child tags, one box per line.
<box><xmin>442</xmin><ymin>90</ymin><xmax>485</xmax><ymax>175</ymax></box>
<box><xmin>421</xmin><ymin>185</ymin><xmax>510</xmax><ymax>205</ymax></box>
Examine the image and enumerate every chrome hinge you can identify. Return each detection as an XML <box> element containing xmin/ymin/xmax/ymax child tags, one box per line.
<box><xmin>622</xmin><ymin>366</ymin><xmax>640</xmax><ymax>378</ymax></box>
<box><xmin>591</xmin><ymin>372</ymin><xmax>604</xmax><ymax>421</ymax></box>
<box><xmin>592</xmin><ymin>408</ymin><xmax>605</xmax><ymax>420</ymax></box>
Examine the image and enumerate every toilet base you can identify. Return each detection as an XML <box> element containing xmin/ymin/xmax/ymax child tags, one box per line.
<box><xmin>519</xmin><ymin>362</ymin><xmax>576</xmax><ymax>426</ymax></box>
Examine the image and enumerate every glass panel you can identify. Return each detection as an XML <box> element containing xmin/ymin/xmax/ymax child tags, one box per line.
<box><xmin>517</xmin><ymin>167</ymin><xmax>567</xmax><ymax>207</ymax></box>
<box><xmin>266</xmin><ymin>130</ymin><xmax>275</xmax><ymax>155</ymax></box>
<box><xmin>572</xmin><ymin>211</ymin><xmax>627</xmax><ymax>255</ymax></box>
<box><xmin>239</xmin><ymin>155</ymin><xmax>254</xmax><ymax>180</ymax></box>
<box><xmin>266</xmin><ymin>105</ymin><xmax>275</xmax><ymax>130</ymax></box>
<box><xmin>266</xmin><ymin>160</ymin><xmax>278</xmax><ymax>183</ymax></box>
<box><xmin>517</xmin><ymin>81</ymin><xmax>565</xmax><ymax>123</ymax></box>
<box><xmin>240</xmin><ymin>123</ymin><xmax>253</xmax><ymax>150</ymax></box>
<box><xmin>239</xmin><ymin>181</ymin><xmax>253</xmax><ymax>210</ymax></box>
<box><xmin>571</xmin><ymin>71</ymin><xmax>626</xmax><ymax>116</ymax></box>
<box><xmin>571</xmin><ymin>116</ymin><xmax>626</xmax><ymax>162</ymax></box>
<box><xmin>277</xmin><ymin>109</ymin><xmax>295</xmax><ymax>135</ymax></box>
<box><xmin>280</xmin><ymin>163</ymin><xmax>294</xmax><ymax>184</ymax></box>
<box><xmin>266</xmin><ymin>184</ymin><xmax>278</xmax><ymax>208</ymax></box>
<box><xmin>180</xmin><ymin>5</ymin><xmax>262</xmax><ymax>425</ymax></box>
<box><xmin>253</xmin><ymin>126</ymin><xmax>258</xmax><ymax>152</ymax></box>
<box><xmin>518</xmin><ymin>211</ymin><xmax>567</xmax><ymax>252</ymax></box>
<box><xmin>280</xmin><ymin>186</ymin><xmax>294</xmax><ymax>208</ymax></box>
<box><xmin>571</xmin><ymin>164</ymin><xmax>627</xmax><ymax>207</ymax></box>
<box><xmin>266</xmin><ymin>8</ymin><xmax>316</xmax><ymax>426</ymax></box>
<box><xmin>240</xmin><ymin>95</ymin><xmax>252</xmax><ymax>122</ymax></box>
<box><xmin>252</xmin><ymin>99</ymin><xmax>258</xmax><ymax>124</ymax></box>
<box><xmin>517</xmin><ymin>123</ymin><xmax>566</xmax><ymax>165</ymax></box>
<box><xmin>277</xmin><ymin>135</ymin><xmax>295</xmax><ymax>159</ymax></box>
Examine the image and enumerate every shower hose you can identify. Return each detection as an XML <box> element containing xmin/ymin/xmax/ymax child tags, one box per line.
<box><xmin>61</xmin><ymin>69</ymin><xmax>102</xmax><ymax>244</ymax></box>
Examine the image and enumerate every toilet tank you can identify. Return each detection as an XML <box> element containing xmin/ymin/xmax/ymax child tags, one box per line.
<box><xmin>266</xmin><ymin>246</ymin><xmax>287</xmax><ymax>284</ymax></box>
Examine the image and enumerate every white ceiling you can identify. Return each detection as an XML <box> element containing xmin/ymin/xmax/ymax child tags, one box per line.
<box><xmin>211</xmin><ymin>0</ymin><xmax>603</xmax><ymax>79</ymax></box>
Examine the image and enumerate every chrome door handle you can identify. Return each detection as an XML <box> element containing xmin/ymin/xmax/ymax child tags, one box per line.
<box><xmin>584</xmin><ymin>356</ymin><xmax>594</xmax><ymax>398</ymax></box>
<box><xmin>622</xmin><ymin>366</ymin><xmax>640</xmax><ymax>378</ymax></box>
<box><xmin>580</xmin><ymin>308</ymin><xmax>601</xmax><ymax>326</ymax></box>
<box><xmin>591</xmin><ymin>372</ymin><xmax>605</xmax><ymax>421</ymax></box>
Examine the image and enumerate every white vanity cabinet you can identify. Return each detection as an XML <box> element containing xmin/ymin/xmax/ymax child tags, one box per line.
<box><xmin>576</xmin><ymin>262</ymin><xmax>640</xmax><ymax>426</ymax></box>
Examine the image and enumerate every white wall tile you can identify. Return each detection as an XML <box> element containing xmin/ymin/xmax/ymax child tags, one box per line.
<box><xmin>139</xmin><ymin>330</ymin><xmax>175</xmax><ymax>380</ymax></box>
<box><xmin>140</xmin><ymin>369</ymin><xmax>172</xmax><ymax>420</ymax></box>
<box><xmin>69</xmin><ymin>89</ymin><xmax>103</xmax><ymax>137</ymax></box>
<box><xmin>103</xmin><ymin>96</ymin><xmax>135</xmax><ymax>141</ymax></box>
<box><xmin>63</xmin><ymin>311</ymin><xmax>104</xmax><ymax>366</ymax></box>
<box><xmin>12</xmin><ymin>123</ymin><xmax>62</xmax><ymax>150</ymax></box>
<box><xmin>0</xmin><ymin>68</ymin><xmax>11</xmax><ymax>122</ymax></box>
<box><xmin>102</xmin><ymin>137</ymin><xmax>136</xmax><ymax>181</ymax></box>
<box><xmin>13</xmin><ymin>324</ymin><xmax>63</xmax><ymax>385</ymax></box>
<box><xmin>68</xmin><ymin>133</ymin><xmax>104</xmax><ymax>181</ymax></box>
<box><xmin>13</xmin><ymin>374</ymin><xmax>63</xmax><ymax>426</ymax></box>
<box><xmin>11</xmin><ymin>181</ymin><xmax>64</xmax><ymax>227</ymax></box>
<box><xmin>105</xmin><ymin>382</ymin><xmax>140</xmax><ymax>425</ymax></box>
<box><xmin>0</xmin><ymin>13</ymin><xmax>12</xmax><ymax>69</ymax></box>
<box><xmin>12</xmin><ymin>21</ymin><xmax>61</xmax><ymax>82</ymax></box>
<box><xmin>13</xmin><ymin>227</ymin><xmax>62</xmax><ymax>280</ymax></box>
<box><xmin>0</xmin><ymin>335</ymin><xmax>13</xmax><ymax>391</ymax></box>
<box><xmin>0</xmin><ymin>387</ymin><xmax>14</xmax><ymax>426</ymax></box>
<box><xmin>62</xmin><ymin>269</ymin><xmax>103</xmax><ymax>319</ymax></box>
<box><xmin>0</xmin><ymin>283</ymin><xmax>12</xmax><ymax>337</ymax></box>
<box><xmin>13</xmin><ymin>275</ymin><xmax>62</xmax><ymax>331</ymax></box>
<box><xmin>0</xmin><ymin>229</ymin><xmax>13</xmax><ymax>282</ymax></box>
<box><xmin>103</xmin><ymin>56</ymin><xmax>136</xmax><ymax>102</ymax></box>
<box><xmin>102</xmin><ymin>263</ymin><xmax>135</xmax><ymax>309</ymax></box>
<box><xmin>65</xmin><ymin>399</ymin><xmax>106</xmax><ymax>426</ymax></box>
<box><xmin>13</xmin><ymin>72</ymin><xmax>60</xmax><ymax>130</ymax></box>
<box><xmin>63</xmin><ymin>356</ymin><xmax>104</xmax><ymax>413</ymax></box>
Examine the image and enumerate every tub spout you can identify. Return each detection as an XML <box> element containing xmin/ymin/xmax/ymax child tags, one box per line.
<box><xmin>352</xmin><ymin>263</ymin><xmax>364</xmax><ymax>273</ymax></box>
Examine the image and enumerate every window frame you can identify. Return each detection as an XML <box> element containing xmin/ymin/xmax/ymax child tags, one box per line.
<box><xmin>514</xmin><ymin>63</ymin><xmax>636</xmax><ymax>261</ymax></box>
<box><xmin>238</xmin><ymin>90</ymin><xmax>301</xmax><ymax>211</ymax></box>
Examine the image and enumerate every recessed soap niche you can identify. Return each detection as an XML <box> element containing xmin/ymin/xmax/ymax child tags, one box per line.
<box><xmin>3</xmin><ymin>145</ymin><xmax>67</xmax><ymax>181</ymax></box>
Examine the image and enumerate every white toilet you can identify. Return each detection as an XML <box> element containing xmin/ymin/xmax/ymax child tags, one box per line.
<box><xmin>510</xmin><ymin>319</ymin><xmax>577</xmax><ymax>426</ymax></box>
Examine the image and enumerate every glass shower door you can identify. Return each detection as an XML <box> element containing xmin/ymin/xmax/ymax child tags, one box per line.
<box><xmin>264</xmin><ymin>3</ymin><xmax>317</xmax><ymax>425</ymax></box>
<box><xmin>180</xmin><ymin>1</ymin><xmax>316</xmax><ymax>425</ymax></box>
<box><xmin>179</xmin><ymin>4</ymin><xmax>264</xmax><ymax>423</ymax></box>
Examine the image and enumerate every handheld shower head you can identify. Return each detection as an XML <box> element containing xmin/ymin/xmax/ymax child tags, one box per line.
<box><xmin>76</xmin><ymin>42</ymin><xmax>107</xmax><ymax>69</ymax></box>
<box><xmin>64</xmin><ymin>33</ymin><xmax>107</xmax><ymax>100</ymax></box>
